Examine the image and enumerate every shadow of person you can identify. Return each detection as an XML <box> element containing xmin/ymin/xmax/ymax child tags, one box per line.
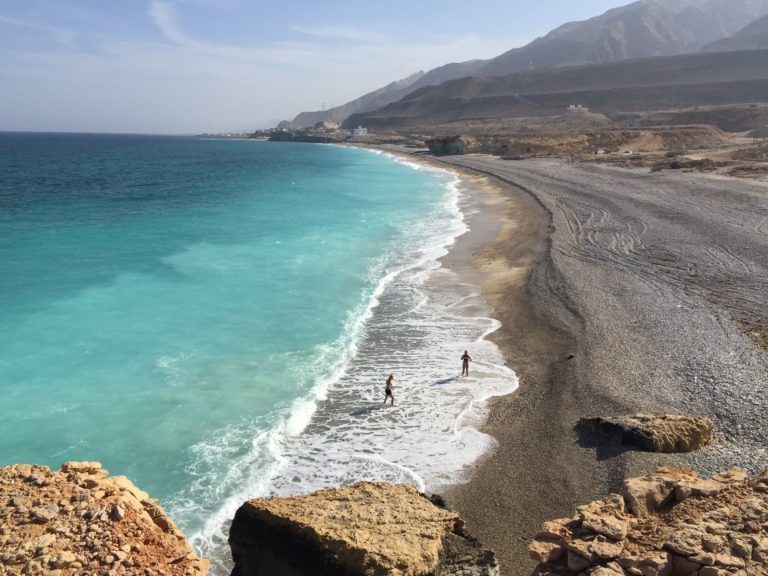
<box><xmin>350</xmin><ymin>404</ymin><xmax>387</xmax><ymax>417</ymax></box>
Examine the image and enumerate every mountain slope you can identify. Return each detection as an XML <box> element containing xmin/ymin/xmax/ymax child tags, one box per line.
<box><xmin>289</xmin><ymin>71</ymin><xmax>425</xmax><ymax>129</ymax></box>
<box><xmin>288</xmin><ymin>0</ymin><xmax>768</xmax><ymax>128</ymax></box>
<box><xmin>480</xmin><ymin>0</ymin><xmax>768</xmax><ymax>76</ymax></box>
<box><xmin>289</xmin><ymin>61</ymin><xmax>487</xmax><ymax>129</ymax></box>
<box><xmin>343</xmin><ymin>49</ymin><xmax>768</xmax><ymax>131</ymax></box>
<box><xmin>703</xmin><ymin>14</ymin><xmax>768</xmax><ymax>51</ymax></box>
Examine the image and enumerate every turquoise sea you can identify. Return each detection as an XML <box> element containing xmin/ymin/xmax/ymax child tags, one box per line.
<box><xmin>0</xmin><ymin>133</ymin><xmax>516</xmax><ymax>572</ymax></box>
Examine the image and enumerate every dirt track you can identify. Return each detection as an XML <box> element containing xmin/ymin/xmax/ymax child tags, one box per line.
<box><xmin>432</xmin><ymin>156</ymin><xmax>768</xmax><ymax>576</ymax></box>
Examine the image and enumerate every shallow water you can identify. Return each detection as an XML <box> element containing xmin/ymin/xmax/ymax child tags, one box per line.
<box><xmin>0</xmin><ymin>134</ymin><xmax>517</xmax><ymax>572</ymax></box>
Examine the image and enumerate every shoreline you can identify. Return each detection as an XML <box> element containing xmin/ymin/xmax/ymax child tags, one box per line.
<box><xmin>371</xmin><ymin>146</ymin><xmax>768</xmax><ymax>576</ymax></box>
<box><xmin>423</xmin><ymin>159</ymin><xmax>613</xmax><ymax>576</ymax></box>
<box><xmin>369</xmin><ymin>146</ymin><xmax>607</xmax><ymax>575</ymax></box>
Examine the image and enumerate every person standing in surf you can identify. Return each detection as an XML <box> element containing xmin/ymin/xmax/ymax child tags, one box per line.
<box><xmin>461</xmin><ymin>350</ymin><xmax>472</xmax><ymax>377</ymax></box>
<box><xmin>384</xmin><ymin>374</ymin><xmax>395</xmax><ymax>405</ymax></box>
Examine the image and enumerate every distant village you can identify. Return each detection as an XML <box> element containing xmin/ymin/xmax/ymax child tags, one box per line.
<box><xmin>197</xmin><ymin>121</ymin><xmax>370</xmax><ymax>143</ymax></box>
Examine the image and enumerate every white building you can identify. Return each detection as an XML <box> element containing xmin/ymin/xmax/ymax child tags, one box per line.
<box><xmin>351</xmin><ymin>126</ymin><xmax>368</xmax><ymax>136</ymax></box>
<box><xmin>567</xmin><ymin>104</ymin><xmax>589</xmax><ymax>115</ymax></box>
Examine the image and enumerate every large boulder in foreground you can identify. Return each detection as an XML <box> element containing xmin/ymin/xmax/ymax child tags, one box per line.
<box><xmin>0</xmin><ymin>462</ymin><xmax>208</xmax><ymax>576</ymax></box>
<box><xmin>229</xmin><ymin>482</ymin><xmax>498</xmax><ymax>576</ymax></box>
<box><xmin>583</xmin><ymin>414</ymin><xmax>714</xmax><ymax>453</ymax></box>
<box><xmin>529</xmin><ymin>466</ymin><xmax>768</xmax><ymax>576</ymax></box>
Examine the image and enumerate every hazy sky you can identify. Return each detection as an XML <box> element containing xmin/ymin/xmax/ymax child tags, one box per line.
<box><xmin>0</xmin><ymin>0</ymin><xmax>624</xmax><ymax>134</ymax></box>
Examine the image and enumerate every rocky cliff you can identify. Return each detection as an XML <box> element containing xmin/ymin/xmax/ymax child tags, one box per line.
<box><xmin>583</xmin><ymin>414</ymin><xmax>715</xmax><ymax>453</ymax></box>
<box><xmin>529</xmin><ymin>467</ymin><xmax>768</xmax><ymax>575</ymax></box>
<box><xmin>229</xmin><ymin>482</ymin><xmax>498</xmax><ymax>576</ymax></box>
<box><xmin>0</xmin><ymin>462</ymin><xmax>208</xmax><ymax>576</ymax></box>
<box><xmin>425</xmin><ymin>127</ymin><xmax>732</xmax><ymax>156</ymax></box>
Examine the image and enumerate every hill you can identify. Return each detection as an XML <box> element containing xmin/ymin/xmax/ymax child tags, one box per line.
<box><xmin>289</xmin><ymin>71</ymin><xmax>424</xmax><ymax>129</ymax></box>
<box><xmin>343</xmin><ymin>49</ymin><xmax>768</xmax><ymax>132</ymax></box>
<box><xmin>480</xmin><ymin>0</ymin><xmax>768</xmax><ymax>76</ymax></box>
<box><xmin>703</xmin><ymin>14</ymin><xmax>768</xmax><ymax>52</ymax></box>
<box><xmin>286</xmin><ymin>0</ymin><xmax>768</xmax><ymax>127</ymax></box>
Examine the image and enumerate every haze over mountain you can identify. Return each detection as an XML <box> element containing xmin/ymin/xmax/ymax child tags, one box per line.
<box><xmin>480</xmin><ymin>0</ymin><xmax>768</xmax><ymax>76</ymax></box>
<box><xmin>343</xmin><ymin>49</ymin><xmax>768</xmax><ymax>132</ymax></box>
<box><xmin>288</xmin><ymin>0</ymin><xmax>768</xmax><ymax>128</ymax></box>
<box><xmin>289</xmin><ymin>62</ymin><xmax>486</xmax><ymax>129</ymax></box>
<box><xmin>703</xmin><ymin>14</ymin><xmax>768</xmax><ymax>52</ymax></box>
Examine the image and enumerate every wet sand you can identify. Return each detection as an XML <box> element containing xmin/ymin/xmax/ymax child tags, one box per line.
<box><xmin>389</xmin><ymin>151</ymin><xmax>768</xmax><ymax>576</ymax></box>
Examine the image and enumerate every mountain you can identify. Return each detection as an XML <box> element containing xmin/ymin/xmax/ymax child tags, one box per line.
<box><xmin>703</xmin><ymin>14</ymin><xmax>768</xmax><ymax>51</ymax></box>
<box><xmin>289</xmin><ymin>61</ymin><xmax>487</xmax><ymax>129</ymax></box>
<box><xmin>289</xmin><ymin>72</ymin><xmax>424</xmax><ymax>129</ymax></box>
<box><xmin>480</xmin><ymin>0</ymin><xmax>768</xmax><ymax>76</ymax></box>
<box><xmin>343</xmin><ymin>49</ymin><xmax>768</xmax><ymax>132</ymax></box>
<box><xmin>288</xmin><ymin>0</ymin><xmax>768</xmax><ymax>128</ymax></box>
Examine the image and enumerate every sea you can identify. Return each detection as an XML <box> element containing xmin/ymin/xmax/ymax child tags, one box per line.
<box><xmin>0</xmin><ymin>132</ymin><xmax>517</xmax><ymax>572</ymax></box>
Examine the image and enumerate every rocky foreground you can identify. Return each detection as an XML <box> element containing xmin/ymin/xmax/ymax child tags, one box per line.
<box><xmin>4</xmin><ymin>459</ymin><xmax>768</xmax><ymax>576</ymax></box>
<box><xmin>530</xmin><ymin>467</ymin><xmax>768</xmax><ymax>576</ymax></box>
<box><xmin>229</xmin><ymin>482</ymin><xmax>498</xmax><ymax>576</ymax></box>
<box><xmin>0</xmin><ymin>462</ymin><xmax>208</xmax><ymax>576</ymax></box>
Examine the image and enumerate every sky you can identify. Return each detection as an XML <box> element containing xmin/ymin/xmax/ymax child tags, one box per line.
<box><xmin>0</xmin><ymin>0</ymin><xmax>625</xmax><ymax>134</ymax></box>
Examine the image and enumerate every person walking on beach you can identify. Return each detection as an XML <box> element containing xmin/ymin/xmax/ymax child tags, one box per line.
<box><xmin>384</xmin><ymin>374</ymin><xmax>395</xmax><ymax>405</ymax></box>
<box><xmin>461</xmin><ymin>350</ymin><xmax>472</xmax><ymax>377</ymax></box>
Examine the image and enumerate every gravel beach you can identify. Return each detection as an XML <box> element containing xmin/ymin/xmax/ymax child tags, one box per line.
<box><xmin>426</xmin><ymin>155</ymin><xmax>768</xmax><ymax>576</ymax></box>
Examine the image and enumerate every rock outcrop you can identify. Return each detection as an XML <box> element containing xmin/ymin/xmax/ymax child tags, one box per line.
<box><xmin>583</xmin><ymin>414</ymin><xmax>715</xmax><ymax>453</ymax></box>
<box><xmin>229</xmin><ymin>482</ymin><xmax>498</xmax><ymax>576</ymax></box>
<box><xmin>529</xmin><ymin>467</ymin><xmax>768</xmax><ymax>576</ymax></box>
<box><xmin>0</xmin><ymin>462</ymin><xmax>208</xmax><ymax>576</ymax></box>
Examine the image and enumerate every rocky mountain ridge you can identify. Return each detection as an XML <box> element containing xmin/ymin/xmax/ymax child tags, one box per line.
<box><xmin>287</xmin><ymin>0</ymin><xmax>768</xmax><ymax>128</ymax></box>
<box><xmin>343</xmin><ymin>49</ymin><xmax>768</xmax><ymax>132</ymax></box>
<box><xmin>704</xmin><ymin>14</ymin><xmax>768</xmax><ymax>52</ymax></box>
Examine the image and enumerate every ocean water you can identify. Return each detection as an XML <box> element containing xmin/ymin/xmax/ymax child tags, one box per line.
<box><xmin>0</xmin><ymin>133</ymin><xmax>516</xmax><ymax>572</ymax></box>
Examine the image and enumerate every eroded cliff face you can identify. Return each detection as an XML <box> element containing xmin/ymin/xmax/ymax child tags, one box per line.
<box><xmin>424</xmin><ymin>127</ymin><xmax>733</xmax><ymax>156</ymax></box>
<box><xmin>229</xmin><ymin>482</ymin><xmax>498</xmax><ymax>576</ymax></box>
<box><xmin>0</xmin><ymin>462</ymin><xmax>208</xmax><ymax>576</ymax></box>
<box><xmin>529</xmin><ymin>467</ymin><xmax>768</xmax><ymax>576</ymax></box>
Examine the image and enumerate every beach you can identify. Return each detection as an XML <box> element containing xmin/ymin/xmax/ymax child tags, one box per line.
<box><xmin>386</xmin><ymin>151</ymin><xmax>768</xmax><ymax>576</ymax></box>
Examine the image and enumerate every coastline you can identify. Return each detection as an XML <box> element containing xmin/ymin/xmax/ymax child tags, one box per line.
<box><xmin>370</xmin><ymin>146</ymin><xmax>768</xmax><ymax>576</ymax></box>
<box><xmin>418</xmin><ymin>158</ymin><xmax>614</xmax><ymax>576</ymax></box>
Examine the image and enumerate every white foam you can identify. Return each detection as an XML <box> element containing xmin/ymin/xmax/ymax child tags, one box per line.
<box><xmin>177</xmin><ymin>154</ymin><xmax>518</xmax><ymax>574</ymax></box>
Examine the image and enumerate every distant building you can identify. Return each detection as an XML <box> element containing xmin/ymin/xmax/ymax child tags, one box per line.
<box><xmin>567</xmin><ymin>104</ymin><xmax>589</xmax><ymax>115</ymax></box>
<box><xmin>351</xmin><ymin>126</ymin><xmax>368</xmax><ymax>136</ymax></box>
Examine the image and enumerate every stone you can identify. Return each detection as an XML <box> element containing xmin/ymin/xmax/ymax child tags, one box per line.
<box><xmin>528</xmin><ymin>539</ymin><xmax>564</xmax><ymax>563</ymax></box>
<box><xmin>567</xmin><ymin>536</ymin><xmax>624</xmax><ymax>561</ymax></box>
<box><xmin>582</xmin><ymin>414</ymin><xmax>714</xmax><ymax>453</ymax></box>
<box><xmin>591</xmin><ymin>567</ymin><xmax>624</xmax><ymax>576</ymax></box>
<box><xmin>530</xmin><ymin>467</ymin><xmax>768</xmax><ymax>576</ymax></box>
<box><xmin>32</xmin><ymin>504</ymin><xmax>59</xmax><ymax>523</ymax></box>
<box><xmin>229</xmin><ymin>482</ymin><xmax>498</xmax><ymax>576</ymax></box>
<box><xmin>0</xmin><ymin>462</ymin><xmax>208</xmax><ymax>576</ymax></box>
<box><xmin>699</xmin><ymin>567</ymin><xmax>730</xmax><ymax>576</ymax></box>
<box><xmin>110</xmin><ymin>505</ymin><xmax>124</xmax><ymax>522</ymax></box>
<box><xmin>664</xmin><ymin>528</ymin><xmax>705</xmax><ymax>556</ymax></box>
<box><xmin>51</xmin><ymin>550</ymin><xmax>76</xmax><ymax>568</ymax></box>
<box><xmin>622</xmin><ymin>468</ymin><xmax>695</xmax><ymax>516</ymax></box>
<box><xmin>578</xmin><ymin>494</ymin><xmax>630</xmax><ymax>541</ymax></box>
<box><xmin>671</xmin><ymin>553</ymin><xmax>702</xmax><ymax>574</ymax></box>
<box><xmin>567</xmin><ymin>549</ymin><xmax>593</xmax><ymax>571</ymax></box>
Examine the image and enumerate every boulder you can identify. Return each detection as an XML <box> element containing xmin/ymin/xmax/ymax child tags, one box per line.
<box><xmin>0</xmin><ymin>462</ymin><xmax>208</xmax><ymax>576</ymax></box>
<box><xmin>229</xmin><ymin>482</ymin><xmax>498</xmax><ymax>576</ymax></box>
<box><xmin>529</xmin><ymin>467</ymin><xmax>768</xmax><ymax>576</ymax></box>
<box><xmin>583</xmin><ymin>414</ymin><xmax>714</xmax><ymax>453</ymax></box>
